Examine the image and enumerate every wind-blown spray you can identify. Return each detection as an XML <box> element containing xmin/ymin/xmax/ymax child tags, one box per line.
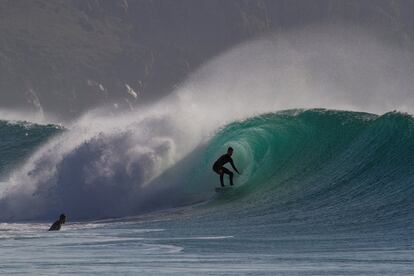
<box><xmin>1</xmin><ymin>27</ymin><xmax>414</xmax><ymax>221</ymax></box>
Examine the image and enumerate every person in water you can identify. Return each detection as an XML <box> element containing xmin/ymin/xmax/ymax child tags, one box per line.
<box><xmin>48</xmin><ymin>213</ymin><xmax>66</xmax><ymax>231</ymax></box>
<box><xmin>213</xmin><ymin>147</ymin><xmax>240</xmax><ymax>187</ymax></box>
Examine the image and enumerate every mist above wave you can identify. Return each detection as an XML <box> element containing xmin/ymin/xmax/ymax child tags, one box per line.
<box><xmin>1</xmin><ymin>27</ymin><xmax>413</xmax><ymax>221</ymax></box>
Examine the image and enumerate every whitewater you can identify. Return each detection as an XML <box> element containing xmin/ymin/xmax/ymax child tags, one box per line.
<box><xmin>1</xmin><ymin>31</ymin><xmax>414</xmax><ymax>275</ymax></box>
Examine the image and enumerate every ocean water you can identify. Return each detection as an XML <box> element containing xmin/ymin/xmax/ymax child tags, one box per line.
<box><xmin>0</xmin><ymin>109</ymin><xmax>413</xmax><ymax>275</ymax></box>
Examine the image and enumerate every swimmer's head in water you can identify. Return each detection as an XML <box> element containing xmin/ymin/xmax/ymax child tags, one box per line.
<box><xmin>59</xmin><ymin>213</ymin><xmax>66</xmax><ymax>224</ymax></box>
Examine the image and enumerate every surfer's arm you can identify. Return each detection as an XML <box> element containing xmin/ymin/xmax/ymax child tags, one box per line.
<box><xmin>230</xmin><ymin>160</ymin><xmax>240</xmax><ymax>174</ymax></box>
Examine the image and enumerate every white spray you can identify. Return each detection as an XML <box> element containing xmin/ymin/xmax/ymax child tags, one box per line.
<box><xmin>1</xmin><ymin>27</ymin><xmax>413</xmax><ymax>220</ymax></box>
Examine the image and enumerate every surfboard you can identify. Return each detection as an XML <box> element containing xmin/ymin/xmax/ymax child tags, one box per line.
<box><xmin>215</xmin><ymin>186</ymin><xmax>232</xmax><ymax>192</ymax></box>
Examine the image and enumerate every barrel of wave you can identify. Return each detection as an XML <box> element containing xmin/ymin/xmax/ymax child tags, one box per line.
<box><xmin>202</xmin><ymin>109</ymin><xmax>375</xmax><ymax>202</ymax></box>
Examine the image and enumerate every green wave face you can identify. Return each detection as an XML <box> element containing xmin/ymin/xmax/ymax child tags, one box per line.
<box><xmin>0</xmin><ymin>120</ymin><xmax>62</xmax><ymax>177</ymax></box>
<box><xmin>198</xmin><ymin>109</ymin><xmax>414</xmax><ymax>229</ymax></box>
<box><xmin>205</xmin><ymin>110</ymin><xmax>375</xmax><ymax>192</ymax></box>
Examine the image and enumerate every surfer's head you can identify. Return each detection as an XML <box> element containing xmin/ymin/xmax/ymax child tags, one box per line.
<box><xmin>227</xmin><ymin>147</ymin><xmax>233</xmax><ymax>156</ymax></box>
<box><xmin>59</xmin><ymin>213</ymin><xmax>66</xmax><ymax>224</ymax></box>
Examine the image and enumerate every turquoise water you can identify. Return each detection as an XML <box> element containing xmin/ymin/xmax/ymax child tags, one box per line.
<box><xmin>0</xmin><ymin>109</ymin><xmax>413</xmax><ymax>275</ymax></box>
<box><xmin>0</xmin><ymin>120</ymin><xmax>62</xmax><ymax>178</ymax></box>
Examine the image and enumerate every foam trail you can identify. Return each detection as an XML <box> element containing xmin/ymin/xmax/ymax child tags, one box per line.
<box><xmin>1</xmin><ymin>27</ymin><xmax>414</xmax><ymax>221</ymax></box>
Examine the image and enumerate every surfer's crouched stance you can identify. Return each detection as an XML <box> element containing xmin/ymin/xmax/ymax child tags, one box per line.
<box><xmin>213</xmin><ymin>147</ymin><xmax>240</xmax><ymax>187</ymax></box>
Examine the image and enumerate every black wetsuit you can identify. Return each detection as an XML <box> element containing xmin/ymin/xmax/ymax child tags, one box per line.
<box><xmin>48</xmin><ymin>220</ymin><xmax>62</xmax><ymax>231</ymax></box>
<box><xmin>213</xmin><ymin>154</ymin><xmax>240</xmax><ymax>187</ymax></box>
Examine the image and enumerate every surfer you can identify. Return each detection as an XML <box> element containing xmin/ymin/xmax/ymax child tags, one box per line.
<box><xmin>213</xmin><ymin>147</ymin><xmax>240</xmax><ymax>187</ymax></box>
<box><xmin>48</xmin><ymin>213</ymin><xmax>66</xmax><ymax>231</ymax></box>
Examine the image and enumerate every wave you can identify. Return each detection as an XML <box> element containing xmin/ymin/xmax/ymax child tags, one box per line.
<box><xmin>0</xmin><ymin>120</ymin><xmax>62</xmax><ymax>178</ymax></box>
<box><xmin>2</xmin><ymin>30</ymin><xmax>414</xmax><ymax>224</ymax></box>
<box><xmin>1</xmin><ymin>109</ymin><xmax>413</xmax><ymax>230</ymax></box>
<box><xmin>202</xmin><ymin>110</ymin><xmax>414</xmax><ymax>230</ymax></box>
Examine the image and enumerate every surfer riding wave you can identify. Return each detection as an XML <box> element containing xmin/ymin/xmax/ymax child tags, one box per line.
<box><xmin>212</xmin><ymin>147</ymin><xmax>240</xmax><ymax>187</ymax></box>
